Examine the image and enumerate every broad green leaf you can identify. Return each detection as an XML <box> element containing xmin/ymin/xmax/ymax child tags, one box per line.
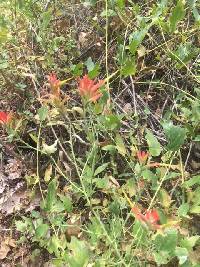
<box><xmin>183</xmin><ymin>175</ymin><xmax>200</xmax><ymax>188</ymax></box>
<box><xmin>121</xmin><ymin>58</ymin><xmax>136</xmax><ymax>77</ymax></box>
<box><xmin>94</xmin><ymin>163</ymin><xmax>109</xmax><ymax>176</ymax></box>
<box><xmin>109</xmin><ymin>200</ymin><xmax>121</xmax><ymax>216</ymax></box>
<box><xmin>85</xmin><ymin>56</ymin><xmax>94</xmax><ymax>70</ymax></box>
<box><xmin>15</xmin><ymin>220</ymin><xmax>30</xmax><ymax>232</ymax></box>
<box><xmin>153</xmin><ymin>251</ymin><xmax>170</xmax><ymax>265</ymax></box>
<box><xmin>124</xmin><ymin>179</ymin><xmax>136</xmax><ymax>197</ymax></box>
<box><xmin>141</xmin><ymin>169</ymin><xmax>157</xmax><ymax>181</ymax></box>
<box><xmin>163</xmin><ymin>122</ymin><xmax>187</xmax><ymax>151</ymax></box>
<box><xmin>154</xmin><ymin>228</ymin><xmax>178</xmax><ymax>253</ymax></box>
<box><xmin>85</xmin><ymin>57</ymin><xmax>100</xmax><ymax>78</ymax></box>
<box><xmin>169</xmin><ymin>1</ymin><xmax>185</xmax><ymax>32</ymax></box>
<box><xmin>88</xmin><ymin>217</ymin><xmax>104</xmax><ymax>245</ymax></box>
<box><xmin>102</xmin><ymin>145</ymin><xmax>116</xmax><ymax>152</ymax></box>
<box><xmin>115</xmin><ymin>133</ymin><xmax>127</xmax><ymax>156</ymax></box>
<box><xmin>44</xmin><ymin>179</ymin><xmax>57</xmax><ymax>212</ymax></box>
<box><xmin>193</xmin><ymin>7</ymin><xmax>200</xmax><ymax>24</ymax></box>
<box><xmin>129</xmin><ymin>28</ymin><xmax>148</xmax><ymax>55</ymax></box>
<box><xmin>67</xmin><ymin>237</ymin><xmax>89</xmax><ymax>267</ymax></box>
<box><xmin>116</xmin><ymin>0</ymin><xmax>125</xmax><ymax>9</ymax></box>
<box><xmin>175</xmin><ymin>247</ymin><xmax>188</xmax><ymax>265</ymax></box>
<box><xmin>159</xmin><ymin>189</ymin><xmax>171</xmax><ymax>208</ymax></box>
<box><xmin>59</xmin><ymin>195</ymin><xmax>73</xmax><ymax>212</ymax></box>
<box><xmin>194</xmin><ymin>135</ymin><xmax>200</xmax><ymax>141</ymax></box>
<box><xmin>35</xmin><ymin>224</ymin><xmax>49</xmax><ymax>238</ymax></box>
<box><xmin>180</xmin><ymin>236</ymin><xmax>199</xmax><ymax>251</ymax></box>
<box><xmin>38</xmin><ymin>106</ymin><xmax>48</xmax><ymax>121</ymax></box>
<box><xmin>88</xmin><ymin>64</ymin><xmax>100</xmax><ymax>79</ymax></box>
<box><xmin>190</xmin><ymin>205</ymin><xmax>200</xmax><ymax>214</ymax></box>
<box><xmin>178</xmin><ymin>203</ymin><xmax>189</xmax><ymax>217</ymax></box>
<box><xmin>102</xmin><ymin>114</ymin><xmax>122</xmax><ymax>131</ymax></box>
<box><xmin>70</xmin><ymin>63</ymin><xmax>83</xmax><ymax>77</ymax></box>
<box><xmin>93</xmin><ymin>177</ymin><xmax>109</xmax><ymax>189</ymax></box>
<box><xmin>146</xmin><ymin>129</ymin><xmax>161</xmax><ymax>156</ymax></box>
<box><xmin>47</xmin><ymin>234</ymin><xmax>66</xmax><ymax>257</ymax></box>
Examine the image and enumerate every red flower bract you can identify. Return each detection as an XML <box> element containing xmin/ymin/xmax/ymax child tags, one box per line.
<box><xmin>137</xmin><ymin>151</ymin><xmax>149</xmax><ymax>164</ymax></box>
<box><xmin>131</xmin><ymin>206</ymin><xmax>160</xmax><ymax>230</ymax></box>
<box><xmin>0</xmin><ymin>111</ymin><xmax>12</xmax><ymax>125</ymax></box>
<box><xmin>47</xmin><ymin>73</ymin><xmax>60</xmax><ymax>96</ymax></box>
<box><xmin>78</xmin><ymin>75</ymin><xmax>105</xmax><ymax>102</ymax></box>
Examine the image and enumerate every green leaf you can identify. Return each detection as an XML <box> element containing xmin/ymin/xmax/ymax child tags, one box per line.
<box><xmin>15</xmin><ymin>220</ymin><xmax>29</xmax><ymax>232</ymax></box>
<box><xmin>47</xmin><ymin>234</ymin><xmax>67</xmax><ymax>257</ymax></box>
<box><xmin>183</xmin><ymin>175</ymin><xmax>200</xmax><ymax>188</ymax></box>
<box><xmin>88</xmin><ymin>217</ymin><xmax>104</xmax><ymax>245</ymax></box>
<box><xmin>44</xmin><ymin>179</ymin><xmax>57</xmax><ymax>212</ymax></box>
<box><xmin>121</xmin><ymin>58</ymin><xmax>136</xmax><ymax>77</ymax></box>
<box><xmin>59</xmin><ymin>195</ymin><xmax>73</xmax><ymax>213</ymax></box>
<box><xmin>175</xmin><ymin>247</ymin><xmax>188</xmax><ymax>265</ymax></box>
<box><xmin>141</xmin><ymin>169</ymin><xmax>157</xmax><ymax>181</ymax></box>
<box><xmin>154</xmin><ymin>228</ymin><xmax>178</xmax><ymax>253</ymax></box>
<box><xmin>159</xmin><ymin>189</ymin><xmax>171</xmax><ymax>208</ymax></box>
<box><xmin>70</xmin><ymin>63</ymin><xmax>83</xmax><ymax>77</ymax></box>
<box><xmin>194</xmin><ymin>135</ymin><xmax>200</xmax><ymax>141</ymax></box>
<box><xmin>42</xmin><ymin>140</ymin><xmax>58</xmax><ymax>155</ymax></box>
<box><xmin>85</xmin><ymin>57</ymin><xmax>94</xmax><ymax>71</ymax></box>
<box><xmin>116</xmin><ymin>0</ymin><xmax>125</xmax><ymax>9</ymax></box>
<box><xmin>163</xmin><ymin>122</ymin><xmax>187</xmax><ymax>151</ymax></box>
<box><xmin>88</xmin><ymin>64</ymin><xmax>100</xmax><ymax>79</ymax></box>
<box><xmin>180</xmin><ymin>236</ymin><xmax>199</xmax><ymax>251</ymax></box>
<box><xmin>115</xmin><ymin>133</ymin><xmax>127</xmax><ymax>156</ymax></box>
<box><xmin>93</xmin><ymin>177</ymin><xmax>109</xmax><ymax>189</ymax></box>
<box><xmin>35</xmin><ymin>224</ymin><xmax>49</xmax><ymax>238</ymax></box>
<box><xmin>94</xmin><ymin>163</ymin><xmax>109</xmax><ymax>176</ymax></box>
<box><xmin>101</xmin><ymin>114</ymin><xmax>122</xmax><ymax>131</ymax></box>
<box><xmin>145</xmin><ymin>129</ymin><xmax>161</xmax><ymax>156</ymax></box>
<box><xmin>41</xmin><ymin>10</ymin><xmax>51</xmax><ymax>30</ymax></box>
<box><xmin>85</xmin><ymin>57</ymin><xmax>100</xmax><ymax>78</ymax></box>
<box><xmin>154</xmin><ymin>251</ymin><xmax>170</xmax><ymax>265</ymax></box>
<box><xmin>193</xmin><ymin>7</ymin><xmax>200</xmax><ymax>24</ymax></box>
<box><xmin>169</xmin><ymin>1</ymin><xmax>185</xmax><ymax>32</ymax></box>
<box><xmin>129</xmin><ymin>28</ymin><xmax>148</xmax><ymax>55</ymax></box>
<box><xmin>190</xmin><ymin>205</ymin><xmax>200</xmax><ymax>214</ymax></box>
<box><xmin>67</xmin><ymin>237</ymin><xmax>89</xmax><ymax>267</ymax></box>
<box><xmin>38</xmin><ymin>106</ymin><xmax>48</xmax><ymax>121</ymax></box>
<box><xmin>178</xmin><ymin>203</ymin><xmax>189</xmax><ymax>217</ymax></box>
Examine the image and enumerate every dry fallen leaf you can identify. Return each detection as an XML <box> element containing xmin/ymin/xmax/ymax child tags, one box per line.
<box><xmin>108</xmin><ymin>176</ymin><xmax>120</xmax><ymax>188</ymax></box>
<box><xmin>0</xmin><ymin>240</ymin><xmax>10</xmax><ymax>260</ymax></box>
<box><xmin>78</xmin><ymin>32</ymin><xmax>88</xmax><ymax>47</ymax></box>
<box><xmin>0</xmin><ymin>190</ymin><xmax>27</xmax><ymax>215</ymax></box>
<box><xmin>0</xmin><ymin>237</ymin><xmax>15</xmax><ymax>260</ymax></box>
<box><xmin>44</xmin><ymin>164</ymin><xmax>52</xmax><ymax>183</ymax></box>
<box><xmin>66</xmin><ymin>215</ymin><xmax>81</xmax><ymax>241</ymax></box>
<box><xmin>0</xmin><ymin>171</ymin><xmax>7</xmax><ymax>194</ymax></box>
<box><xmin>4</xmin><ymin>158</ymin><xmax>22</xmax><ymax>180</ymax></box>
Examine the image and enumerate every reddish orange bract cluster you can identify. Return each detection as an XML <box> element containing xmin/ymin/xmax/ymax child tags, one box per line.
<box><xmin>132</xmin><ymin>206</ymin><xmax>160</xmax><ymax>229</ymax></box>
<box><xmin>78</xmin><ymin>75</ymin><xmax>105</xmax><ymax>102</ymax></box>
<box><xmin>47</xmin><ymin>73</ymin><xmax>61</xmax><ymax>97</ymax></box>
<box><xmin>136</xmin><ymin>151</ymin><xmax>149</xmax><ymax>164</ymax></box>
<box><xmin>0</xmin><ymin>111</ymin><xmax>12</xmax><ymax>125</ymax></box>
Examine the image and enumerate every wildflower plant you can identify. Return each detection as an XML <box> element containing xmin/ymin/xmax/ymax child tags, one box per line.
<box><xmin>78</xmin><ymin>75</ymin><xmax>105</xmax><ymax>103</ymax></box>
<box><xmin>1</xmin><ymin>1</ymin><xmax>200</xmax><ymax>266</ymax></box>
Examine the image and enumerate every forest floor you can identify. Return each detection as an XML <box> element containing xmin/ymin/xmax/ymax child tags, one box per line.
<box><xmin>0</xmin><ymin>1</ymin><xmax>200</xmax><ymax>266</ymax></box>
